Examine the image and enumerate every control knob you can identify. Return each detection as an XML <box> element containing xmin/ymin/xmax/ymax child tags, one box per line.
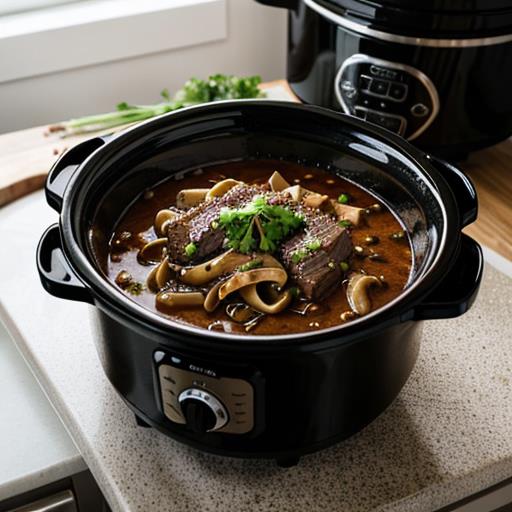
<box><xmin>178</xmin><ymin>388</ymin><xmax>228</xmax><ymax>433</ymax></box>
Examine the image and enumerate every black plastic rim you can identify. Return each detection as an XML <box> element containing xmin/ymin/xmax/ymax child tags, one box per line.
<box><xmin>314</xmin><ymin>0</ymin><xmax>512</xmax><ymax>40</ymax></box>
<box><xmin>56</xmin><ymin>100</ymin><xmax>461</xmax><ymax>347</ymax></box>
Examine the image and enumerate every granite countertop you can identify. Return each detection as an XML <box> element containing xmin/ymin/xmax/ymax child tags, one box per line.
<box><xmin>0</xmin><ymin>318</ymin><xmax>85</xmax><ymax>501</ymax></box>
<box><xmin>1</xmin><ymin>191</ymin><xmax>512</xmax><ymax>512</ymax></box>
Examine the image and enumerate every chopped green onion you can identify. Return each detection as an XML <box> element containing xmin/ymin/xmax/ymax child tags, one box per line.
<box><xmin>340</xmin><ymin>261</ymin><xmax>350</xmax><ymax>272</ymax></box>
<box><xmin>237</xmin><ymin>258</ymin><xmax>263</xmax><ymax>272</ymax></box>
<box><xmin>338</xmin><ymin>219</ymin><xmax>352</xmax><ymax>228</ymax></box>
<box><xmin>306</xmin><ymin>239</ymin><xmax>322</xmax><ymax>251</ymax></box>
<box><xmin>184</xmin><ymin>242</ymin><xmax>197</xmax><ymax>257</ymax></box>
<box><xmin>337</xmin><ymin>193</ymin><xmax>350</xmax><ymax>204</ymax></box>
<box><xmin>291</xmin><ymin>248</ymin><xmax>309</xmax><ymax>264</ymax></box>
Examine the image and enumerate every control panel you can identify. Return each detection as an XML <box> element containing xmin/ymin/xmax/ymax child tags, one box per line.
<box><xmin>155</xmin><ymin>351</ymin><xmax>255</xmax><ymax>435</ymax></box>
<box><xmin>335</xmin><ymin>54</ymin><xmax>439</xmax><ymax>140</ymax></box>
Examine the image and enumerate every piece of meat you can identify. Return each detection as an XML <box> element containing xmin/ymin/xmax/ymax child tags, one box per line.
<box><xmin>167</xmin><ymin>183</ymin><xmax>265</xmax><ymax>264</ymax></box>
<box><xmin>280</xmin><ymin>213</ymin><xmax>353</xmax><ymax>301</ymax></box>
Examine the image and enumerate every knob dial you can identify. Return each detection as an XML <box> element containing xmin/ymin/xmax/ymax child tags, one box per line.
<box><xmin>178</xmin><ymin>388</ymin><xmax>228</xmax><ymax>433</ymax></box>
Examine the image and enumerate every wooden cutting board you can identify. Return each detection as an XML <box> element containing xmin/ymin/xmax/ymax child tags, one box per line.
<box><xmin>0</xmin><ymin>79</ymin><xmax>510</xmax><ymax>260</ymax></box>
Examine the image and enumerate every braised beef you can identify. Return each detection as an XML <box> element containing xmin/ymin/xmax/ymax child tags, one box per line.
<box><xmin>281</xmin><ymin>214</ymin><xmax>353</xmax><ymax>301</ymax></box>
<box><xmin>167</xmin><ymin>183</ymin><xmax>265</xmax><ymax>264</ymax></box>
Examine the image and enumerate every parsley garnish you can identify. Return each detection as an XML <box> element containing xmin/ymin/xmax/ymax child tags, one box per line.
<box><xmin>219</xmin><ymin>196</ymin><xmax>303</xmax><ymax>254</ymax></box>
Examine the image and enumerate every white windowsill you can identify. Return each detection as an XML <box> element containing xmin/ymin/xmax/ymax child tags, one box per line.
<box><xmin>0</xmin><ymin>0</ymin><xmax>227</xmax><ymax>84</ymax></box>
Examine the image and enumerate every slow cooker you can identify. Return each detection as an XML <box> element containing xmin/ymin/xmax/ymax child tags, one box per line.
<box><xmin>256</xmin><ymin>0</ymin><xmax>512</xmax><ymax>159</ymax></box>
<box><xmin>36</xmin><ymin>101</ymin><xmax>482</xmax><ymax>466</ymax></box>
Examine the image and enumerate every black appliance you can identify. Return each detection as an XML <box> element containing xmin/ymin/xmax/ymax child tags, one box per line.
<box><xmin>256</xmin><ymin>0</ymin><xmax>512</xmax><ymax>158</ymax></box>
<box><xmin>36</xmin><ymin>101</ymin><xmax>482</xmax><ymax>466</ymax></box>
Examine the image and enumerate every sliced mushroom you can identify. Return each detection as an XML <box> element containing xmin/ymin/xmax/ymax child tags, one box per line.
<box><xmin>176</xmin><ymin>188</ymin><xmax>209</xmax><ymax>208</ymax></box>
<box><xmin>203</xmin><ymin>281</ymin><xmax>225</xmax><ymax>313</ymax></box>
<box><xmin>240</xmin><ymin>285</ymin><xmax>292</xmax><ymax>314</ymax></box>
<box><xmin>282</xmin><ymin>184</ymin><xmax>304</xmax><ymax>202</ymax></box>
<box><xmin>259</xmin><ymin>253</ymin><xmax>284</xmax><ymax>269</ymax></box>
<box><xmin>154</xmin><ymin>209</ymin><xmax>179</xmax><ymax>237</ymax></box>
<box><xmin>206</xmin><ymin>179</ymin><xmax>241</xmax><ymax>199</ymax></box>
<box><xmin>218</xmin><ymin>267</ymin><xmax>288</xmax><ymax>301</ymax></box>
<box><xmin>146</xmin><ymin>260</ymin><xmax>174</xmax><ymax>292</ymax></box>
<box><xmin>156</xmin><ymin>291</ymin><xmax>204</xmax><ymax>308</ymax></box>
<box><xmin>282</xmin><ymin>184</ymin><xmax>318</xmax><ymax>203</ymax></box>
<box><xmin>303</xmin><ymin>193</ymin><xmax>330</xmax><ymax>209</ymax></box>
<box><xmin>179</xmin><ymin>250</ymin><xmax>252</xmax><ymax>286</ymax></box>
<box><xmin>146</xmin><ymin>264</ymin><xmax>160</xmax><ymax>292</ymax></box>
<box><xmin>268</xmin><ymin>171</ymin><xmax>290</xmax><ymax>192</ymax></box>
<box><xmin>346</xmin><ymin>273</ymin><xmax>382</xmax><ymax>316</ymax></box>
<box><xmin>137</xmin><ymin>238</ymin><xmax>167</xmax><ymax>265</ymax></box>
<box><xmin>331</xmin><ymin>201</ymin><xmax>367</xmax><ymax>227</ymax></box>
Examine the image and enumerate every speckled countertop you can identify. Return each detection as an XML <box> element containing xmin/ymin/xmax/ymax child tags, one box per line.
<box><xmin>1</xmin><ymin>191</ymin><xmax>512</xmax><ymax>512</ymax></box>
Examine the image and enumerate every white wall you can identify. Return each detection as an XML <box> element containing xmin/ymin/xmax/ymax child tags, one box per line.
<box><xmin>0</xmin><ymin>0</ymin><xmax>287</xmax><ymax>133</ymax></box>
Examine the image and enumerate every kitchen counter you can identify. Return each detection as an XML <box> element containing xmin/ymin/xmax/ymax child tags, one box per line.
<box><xmin>0</xmin><ymin>318</ymin><xmax>85</xmax><ymax>501</ymax></box>
<box><xmin>1</xmin><ymin>190</ymin><xmax>512</xmax><ymax>512</ymax></box>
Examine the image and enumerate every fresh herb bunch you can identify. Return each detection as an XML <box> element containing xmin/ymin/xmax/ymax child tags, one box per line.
<box><xmin>55</xmin><ymin>74</ymin><xmax>264</xmax><ymax>136</ymax></box>
<box><xmin>219</xmin><ymin>196</ymin><xmax>303</xmax><ymax>254</ymax></box>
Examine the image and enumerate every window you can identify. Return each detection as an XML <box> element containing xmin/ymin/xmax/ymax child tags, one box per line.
<box><xmin>0</xmin><ymin>0</ymin><xmax>227</xmax><ymax>83</ymax></box>
<box><xmin>0</xmin><ymin>0</ymin><xmax>84</xmax><ymax>16</ymax></box>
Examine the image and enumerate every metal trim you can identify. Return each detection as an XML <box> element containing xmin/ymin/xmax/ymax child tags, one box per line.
<box><xmin>334</xmin><ymin>54</ymin><xmax>440</xmax><ymax>141</ymax></box>
<box><xmin>303</xmin><ymin>0</ymin><xmax>512</xmax><ymax>48</ymax></box>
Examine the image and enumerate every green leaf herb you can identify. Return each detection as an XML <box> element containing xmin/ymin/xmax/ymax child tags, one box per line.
<box><xmin>338</xmin><ymin>219</ymin><xmax>352</xmax><ymax>228</ymax></box>
<box><xmin>184</xmin><ymin>242</ymin><xmax>197</xmax><ymax>257</ymax></box>
<box><xmin>291</xmin><ymin>248</ymin><xmax>309</xmax><ymax>264</ymax></box>
<box><xmin>305</xmin><ymin>239</ymin><xmax>321</xmax><ymax>251</ymax></box>
<box><xmin>237</xmin><ymin>258</ymin><xmax>263</xmax><ymax>272</ymax></box>
<box><xmin>219</xmin><ymin>196</ymin><xmax>303</xmax><ymax>254</ymax></box>
<box><xmin>338</xmin><ymin>193</ymin><xmax>350</xmax><ymax>204</ymax></box>
<box><xmin>55</xmin><ymin>74</ymin><xmax>265</xmax><ymax>136</ymax></box>
<box><xmin>290</xmin><ymin>238</ymin><xmax>323</xmax><ymax>264</ymax></box>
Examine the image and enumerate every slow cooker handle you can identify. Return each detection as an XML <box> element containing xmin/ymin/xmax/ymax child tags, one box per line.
<box><xmin>36</xmin><ymin>224</ymin><xmax>93</xmax><ymax>304</ymax></box>
<box><xmin>46</xmin><ymin>136</ymin><xmax>108</xmax><ymax>213</ymax></box>
<box><xmin>427</xmin><ymin>156</ymin><xmax>478</xmax><ymax>228</ymax></box>
<box><xmin>412</xmin><ymin>234</ymin><xmax>483</xmax><ymax>320</ymax></box>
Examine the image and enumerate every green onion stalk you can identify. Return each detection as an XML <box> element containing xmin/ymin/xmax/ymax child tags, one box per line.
<box><xmin>53</xmin><ymin>74</ymin><xmax>265</xmax><ymax>136</ymax></box>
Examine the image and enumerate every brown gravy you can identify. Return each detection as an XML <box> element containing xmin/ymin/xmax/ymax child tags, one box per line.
<box><xmin>106</xmin><ymin>160</ymin><xmax>412</xmax><ymax>335</ymax></box>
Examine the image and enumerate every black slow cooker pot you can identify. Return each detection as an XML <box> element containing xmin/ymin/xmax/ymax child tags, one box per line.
<box><xmin>36</xmin><ymin>101</ymin><xmax>482</xmax><ymax>466</ymax></box>
<box><xmin>256</xmin><ymin>0</ymin><xmax>512</xmax><ymax>159</ymax></box>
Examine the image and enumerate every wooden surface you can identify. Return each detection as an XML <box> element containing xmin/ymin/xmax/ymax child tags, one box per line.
<box><xmin>0</xmin><ymin>79</ymin><xmax>510</xmax><ymax>261</ymax></box>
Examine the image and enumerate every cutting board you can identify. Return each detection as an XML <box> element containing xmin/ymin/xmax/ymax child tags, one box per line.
<box><xmin>0</xmin><ymin>81</ymin><xmax>298</xmax><ymax>208</ymax></box>
<box><xmin>0</xmin><ymin>79</ymin><xmax>511</xmax><ymax>261</ymax></box>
